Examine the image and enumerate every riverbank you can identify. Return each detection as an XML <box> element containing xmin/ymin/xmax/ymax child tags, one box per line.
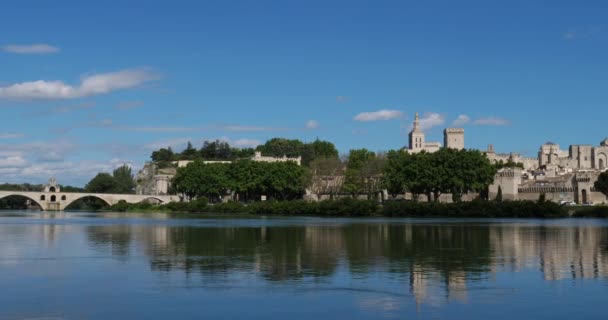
<box><xmin>102</xmin><ymin>198</ymin><xmax>598</xmax><ymax>218</ymax></box>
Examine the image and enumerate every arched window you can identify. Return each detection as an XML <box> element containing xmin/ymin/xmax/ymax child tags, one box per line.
<box><xmin>50</xmin><ymin>195</ymin><xmax>56</xmax><ymax>202</ymax></box>
<box><xmin>40</xmin><ymin>195</ymin><xmax>46</xmax><ymax>201</ymax></box>
<box><xmin>61</xmin><ymin>195</ymin><xmax>66</xmax><ymax>201</ymax></box>
<box><xmin>49</xmin><ymin>186</ymin><xmax>56</xmax><ymax>192</ymax></box>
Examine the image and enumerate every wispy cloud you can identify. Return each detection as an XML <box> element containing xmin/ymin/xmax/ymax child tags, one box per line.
<box><xmin>144</xmin><ymin>138</ymin><xmax>193</xmax><ymax>150</ymax></box>
<box><xmin>336</xmin><ymin>96</ymin><xmax>348</xmax><ymax>102</ymax></box>
<box><xmin>232</xmin><ymin>138</ymin><xmax>261</xmax><ymax>148</ymax></box>
<box><xmin>1</xmin><ymin>44</ymin><xmax>59</xmax><ymax>54</ymax></box>
<box><xmin>563</xmin><ymin>26</ymin><xmax>601</xmax><ymax>40</ymax></box>
<box><xmin>0</xmin><ymin>155</ymin><xmax>27</xmax><ymax>168</ymax></box>
<box><xmin>217</xmin><ymin>125</ymin><xmax>291</xmax><ymax>132</ymax></box>
<box><xmin>144</xmin><ymin>136</ymin><xmax>261</xmax><ymax>151</ymax></box>
<box><xmin>116</xmin><ymin>100</ymin><xmax>144</xmax><ymax>110</ymax></box>
<box><xmin>117</xmin><ymin>126</ymin><xmax>200</xmax><ymax>132</ymax></box>
<box><xmin>305</xmin><ymin>120</ymin><xmax>319</xmax><ymax>129</ymax></box>
<box><xmin>0</xmin><ymin>133</ymin><xmax>25</xmax><ymax>139</ymax></box>
<box><xmin>0</xmin><ymin>68</ymin><xmax>160</xmax><ymax>100</ymax></box>
<box><xmin>418</xmin><ymin>112</ymin><xmax>445</xmax><ymax>131</ymax></box>
<box><xmin>25</xmin><ymin>101</ymin><xmax>95</xmax><ymax>117</ymax></box>
<box><xmin>354</xmin><ymin>109</ymin><xmax>403</xmax><ymax>122</ymax></box>
<box><xmin>452</xmin><ymin>114</ymin><xmax>470</xmax><ymax>127</ymax></box>
<box><xmin>0</xmin><ymin>140</ymin><xmax>143</xmax><ymax>185</ymax></box>
<box><xmin>474</xmin><ymin>117</ymin><xmax>510</xmax><ymax>126</ymax></box>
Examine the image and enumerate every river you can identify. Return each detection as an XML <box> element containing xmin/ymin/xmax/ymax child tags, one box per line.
<box><xmin>1</xmin><ymin>211</ymin><xmax>607</xmax><ymax>319</ymax></box>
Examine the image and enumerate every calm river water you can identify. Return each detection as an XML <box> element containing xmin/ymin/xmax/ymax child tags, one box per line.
<box><xmin>1</xmin><ymin>212</ymin><xmax>608</xmax><ymax>319</ymax></box>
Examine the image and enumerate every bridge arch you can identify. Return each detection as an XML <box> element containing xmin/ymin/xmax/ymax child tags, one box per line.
<box><xmin>0</xmin><ymin>193</ymin><xmax>44</xmax><ymax>210</ymax></box>
<box><xmin>63</xmin><ymin>194</ymin><xmax>112</xmax><ymax>211</ymax></box>
<box><xmin>140</xmin><ymin>197</ymin><xmax>165</xmax><ymax>204</ymax></box>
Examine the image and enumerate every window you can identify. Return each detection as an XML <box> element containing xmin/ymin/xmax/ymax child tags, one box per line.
<box><xmin>40</xmin><ymin>195</ymin><xmax>45</xmax><ymax>201</ymax></box>
<box><xmin>61</xmin><ymin>195</ymin><xmax>66</xmax><ymax>201</ymax></box>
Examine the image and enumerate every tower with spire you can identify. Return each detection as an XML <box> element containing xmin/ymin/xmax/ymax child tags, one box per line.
<box><xmin>408</xmin><ymin>112</ymin><xmax>426</xmax><ymax>153</ymax></box>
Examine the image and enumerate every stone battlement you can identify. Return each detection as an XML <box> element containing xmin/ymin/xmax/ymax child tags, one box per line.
<box><xmin>444</xmin><ymin>128</ymin><xmax>465</xmax><ymax>134</ymax></box>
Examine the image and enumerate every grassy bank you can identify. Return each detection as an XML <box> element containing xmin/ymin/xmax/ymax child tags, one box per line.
<box><xmin>571</xmin><ymin>206</ymin><xmax>608</xmax><ymax>218</ymax></box>
<box><xmin>106</xmin><ymin>198</ymin><xmax>569</xmax><ymax>218</ymax></box>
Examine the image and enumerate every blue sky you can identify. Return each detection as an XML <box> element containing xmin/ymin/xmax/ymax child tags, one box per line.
<box><xmin>1</xmin><ymin>0</ymin><xmax>607</xmax><ymax>185</ymax></box>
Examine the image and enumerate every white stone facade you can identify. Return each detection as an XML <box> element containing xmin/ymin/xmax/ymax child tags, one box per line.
<box><xmin>251</xmin><ymin>151</ymin><xmax>302</xmax><ymax>166</ymax></box>
<box><xmin>444</xmin><ymin>128</ymin><xmax>465</xmax><ymax>150</ymax></box>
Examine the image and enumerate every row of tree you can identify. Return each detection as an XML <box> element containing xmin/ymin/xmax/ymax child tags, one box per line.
<box><xmin>172</xmin><ymin>159</ymin><xmax>308</xmax><ymax>202</ymax></box>
<box><xmin>151</xmin><ymin>140</ymin><xmax>256</xmax><ymax>163</ymax></box>
<box><xmin>150</xmin><ymin>138</ymin><xmax>339</xmax><ymax>167</ymax></box>
<box><xmin>384</xmin><ymin>148</ymin><xmax>496</xmax><ymax>201</ymax></box>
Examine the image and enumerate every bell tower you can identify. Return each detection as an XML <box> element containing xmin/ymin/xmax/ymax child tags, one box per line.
<box><xmin>408</xmin><ymin>113</ymin><xmax>425</xmax><ymax>152</ymax></box>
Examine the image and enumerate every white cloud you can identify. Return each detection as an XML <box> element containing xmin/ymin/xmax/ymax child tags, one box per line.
<box><xmin>0</xmin><ymin>156</ymin><xmax>27</xmax><ymax>168</ymax></box>
<box><xmin>418</xmin><ymin>112</ymin><xmax>445</xmax><ymax>131</ymax></box>
<box><xmin>306</xmin><ymin>120</ymin><xmax>319</xmax><ymax>129</ymax></box>
<box><xmin>0</xmin><ymin>133</ymin><xmax>25</xmax><ymax>139</ymax></box>
<box><xmin>354</xmin><ymin>109</ymin><xmax>403</xmax><ymax>122</ymax></box>
<box><xmin>0</xmin><ymin>69</ymin><xmax>160</xmax><ymax>100</ymax></box>
<box><xmin>2</xmin><ymin>44</ymin><xmax>59</xmax><ymax>54</ymax></box>
<box><xmin>474</xmin><ymin>117</ymin><xmax>511</xmax><ymax>126</ymax></box>
<box><xmin>232</xmin><ymin>139</ymin><xmax>261</xmax><ymax>148</ymax></box>
<box><xmin>452</xmin><ymin>114</ymin><xmax>470</xmax><ymax>127</ymax></box>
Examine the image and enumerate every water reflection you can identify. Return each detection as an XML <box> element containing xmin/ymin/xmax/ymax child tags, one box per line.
<box><xmin>3</xmin><ymin>214</ymin><xmax>608</xmax><ymax>317</ymax></box>
<box><xmin>81</xmin><ymin>219</ymin><xmax>608</xmax><ymax>306</ymax></box>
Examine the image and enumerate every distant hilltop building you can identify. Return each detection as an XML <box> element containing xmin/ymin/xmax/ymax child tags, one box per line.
<box><xmin>251</xmin><ymin>151</ymin><xmax>302</xmax><ymax>166</ymax></box>
<box><xmin>404</xmin><ymin>112</ymin><xmax>464</xmax><ymax>153</ymax></box>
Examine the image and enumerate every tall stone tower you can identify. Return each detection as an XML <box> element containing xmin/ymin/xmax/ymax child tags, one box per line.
<box><xmin>408</xmin><ymin>113</ymin><xmax>425</xmax><ymax>152</ymax></box>
<box><xmin>443</xmin><ymin>128</ymin><xmax>465</xmax><ymax>150</ymax></box>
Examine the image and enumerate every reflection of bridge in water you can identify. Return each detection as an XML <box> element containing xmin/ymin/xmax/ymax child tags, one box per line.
<box><xmin>0</xmin><ymin>178</ymin><xmax>180</xmax><ymax>211</ymax></box>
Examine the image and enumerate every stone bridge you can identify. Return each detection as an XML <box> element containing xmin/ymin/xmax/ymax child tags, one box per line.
<box><xmin>0</xmin><ymin>190</ymin><xmax>181</xmax><ymax>211</ymax></box>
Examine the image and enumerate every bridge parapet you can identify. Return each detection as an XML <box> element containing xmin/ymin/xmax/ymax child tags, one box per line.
<box><xmin>0</xmin><ymin>191</ymin><xmax>180</xmax><ymax>211</ymax></box>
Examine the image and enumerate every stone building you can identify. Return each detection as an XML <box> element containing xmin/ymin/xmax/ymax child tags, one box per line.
<box><xmin>404</xmin><ymin>113</ymin><xmax>455</xmax><ymax>154</ymax></box>
<box><xmin>489</xmin><ymin>167</ymin><xmax>606</xmax><ymax>204</ymax></box>
<box><xmin>444</xmin><ymin>128</ymin><xmax>465</xmax><ymax>150</ymax></box>
<box><xmin>484</xmin><ymin>144</ymin><xmax>538</xmax><ymax>171</ymax></box>
<box><xmin>537</xmin><ymin>139</ymin><xmax>608</xmax><ymax>172</ymax></box>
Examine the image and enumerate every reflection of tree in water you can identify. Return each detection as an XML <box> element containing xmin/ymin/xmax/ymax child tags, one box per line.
<box><xmin>86</xmin><ymin>225</ymin><xmax>133</xmax><ymax>260</ymax></box>
<box><xmin>84</xmin><ymin>220</ymin><xmax>608</xmax><ymax>307</ymax></box>
<box><xmin>343</xmin><ymin>224</ymin><xmax>492</xmax><ymax>276</ymax></box>
<box><xmin>141</xmin><ymin>226</ymin><xmax>338</xmax><ymax>282</ymax></box>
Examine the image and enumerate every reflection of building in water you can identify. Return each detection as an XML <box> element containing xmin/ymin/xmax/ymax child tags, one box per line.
<box><xmin>489</xmin><ymin>225</ymin><xmax>608</xmax><ymax>280</ymax></box>
<box><xmin>410</xmin><ymin>265</ymin><xmax>469</xmax><ymax>309</ymax></box>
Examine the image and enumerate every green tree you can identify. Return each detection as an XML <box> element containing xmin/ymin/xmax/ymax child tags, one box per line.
<box><xmin>342</xmin><ymin>149</ymin><xmax>377</xmax><ymax>198</ymax></box>
<box><xmin>594</xmin><ymin>171</ymin><xmax>608</xmax><ymax>197</ymax></box>
<box><xmin>112</xmin><ymin>164</ymin><xmax>135</xmax><ymax>194</ymax></box>
<box><xmin>181</xmin><ymin>141</ymin><xmax>198</xmax><ymax>160</ymax></box>
<box><xmin>85</xmin><ymin>173</ymin><xmax>117</xmax><ymax>193</ymax></box>
<box><xmin>382</xmin><ymin>148</ymin><xmax>496</xmax><ymax>202</ymax></box>
<box><xmin>151</xmin><ymin>147</ymin><xmax>175</xmax><ymax>162</ymax></box>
